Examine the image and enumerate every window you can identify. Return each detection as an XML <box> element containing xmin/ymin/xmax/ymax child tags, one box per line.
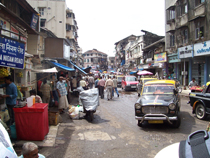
<box><xmin>91</xmin><ymin>58</ymin><xmax>93</xmax><ymax>62</ymax></box>
<box><xmin>195</xmin><ymin>22</ymin><xmax>204</xmax><ymax>39</ymax></box>
<box><xmin>170</xmin><ymin>34</ymin><xmax>175</xmax><ymax>47</ymax></box>
<box><xmin>184</xmin><ymin>4</ymin><xmax>188</xmax><ymax>13</ymax></box>
<box><xmin>66</xmin><ymin>24</ymin><xmax>71</xmax><ymax>31</ymax></box>
<box><xmin>87</xmin><ymin>59</ymin><xmax>89</xmax><ymax>63</ymax></box>
<box><xmin>66</xmin><ymin>13</ymin><xmax>71</xmax><ymax>18</ymax></box>
<box><xmin>38</xmin><ymin>8</ymin><xmax>45</xmax><ymax>16</ymax></box>
<box><xmin>183</xmin><ymin>29</ymin><xmax>188</xmax><ymax>44</ymax></box>
<box><xmin>87</xmin><ymin>54</ymin><xmax>89</xmax><ymax>56</ymax></box>
<box><xmin>40</xmin><ymin>19</ymin><xmax>46</xmax><ymax>27</ymax></box>
<box><xmin>195</xmin><ymin>0</ymin><xmax>205</xmax><ymax>7</ymax></box>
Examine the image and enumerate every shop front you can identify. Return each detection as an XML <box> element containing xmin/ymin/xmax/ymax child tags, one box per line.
<box><xmin>168</xmin><ymin>53</ymin><xmax>181</xmax><ymax>81</ymax></box>
<box><xmin>193</xmin><ymin>40</ymin><xmax>210</xmax><ymax>85</ymax></box>
<box><xmin>177</xmin><ymin>45</ymin><xmax>193</xmax><ymax>86</ymax></box>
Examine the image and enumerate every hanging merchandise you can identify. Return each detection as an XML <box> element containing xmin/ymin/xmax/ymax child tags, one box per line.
<box><xmin>0</xmin><ymin>67</ymin><xmax>11</xmax><ymax>78</ymax></box>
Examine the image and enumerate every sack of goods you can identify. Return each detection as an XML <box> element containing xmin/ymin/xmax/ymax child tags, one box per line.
<box><xmin>68</xmin><ymin>106</ymin><xmax>79</xmax><ymax>119</ymax></box>
<box><xmin>79</xmin><ymin>88</ymin><xmax>99</xmax><ymax>111</ymax></box>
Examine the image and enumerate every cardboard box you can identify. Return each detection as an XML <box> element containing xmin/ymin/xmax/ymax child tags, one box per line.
<box><xmin>48</xmin><ymin>112</ymin><xmax>59</xmax><ymax>126</ymax></box>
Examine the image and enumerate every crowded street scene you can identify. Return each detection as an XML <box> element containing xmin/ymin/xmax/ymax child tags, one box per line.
<box><xmin>1</xmin><ymin>0</ymin><xmax>210</xmax><ymax>158</ymax></box>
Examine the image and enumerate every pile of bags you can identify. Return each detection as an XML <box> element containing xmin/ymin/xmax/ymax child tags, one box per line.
<box><xmin>68</xmin><ymin>105</ymin><xmax>83</xmax><ymax>119</ymax></box>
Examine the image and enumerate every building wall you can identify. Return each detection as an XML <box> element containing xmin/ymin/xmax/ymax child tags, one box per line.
<box><xmin>27</xmin><ymin>0</ymin><xmax>67</xmax><ymax>38</ymax></box>
<box><xmin>45</xmin><ymin>38</ymin><xmax>64</xmax><ymax>58</ymax></box>
<box><xmin>27</xmin><ymin>34</ymin><xmax>39</xmax><ymax>55</ymax></box>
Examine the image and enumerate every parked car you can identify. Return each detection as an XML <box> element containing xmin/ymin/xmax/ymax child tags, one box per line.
<box><xmin>137</xmin><ymin>78</ymin><xmax>157</xmax><ymax>96</ymax></box>
<box><xmin>117</xmin><ymin>75</ymin><xmax>124</xmax><ymax>87</ymax></box>
<box><xmin>189</xmin><ymin>84</ymin><xmax>210</xmax><ymax>120</ymax></box>
<box><xmin>121</xmin><ymin>75</ymin><xmax>138</xmax><ymax>91</ymax></box>
<box><xmin>134</xmin><ymin>80</ymin><xmax>181</xmax><ymax>128</ymax></box>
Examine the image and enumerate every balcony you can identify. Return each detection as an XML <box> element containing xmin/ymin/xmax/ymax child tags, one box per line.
<box><xmin>194</xmin><ymin>3</ymin><xmax>205</xmax><ymax>17</ymax></box>
<box><xmin>166</xmin><ymin>22</ymin><xmax>175</xmax><ymax>33</ymax></box>
<box><xmin>176</xmin><ymin>14</ymin><xmax>188</xmax><ymax>29</ymax></box>
<box><xmin>66</xmin><ymin>31</ymin><xmax>75</xmax><ymax>40</ymax></box>
<box><xmin>66</xmin><ymin>18</ymin><xmax>74</xmax><ymax>25</ymax></box>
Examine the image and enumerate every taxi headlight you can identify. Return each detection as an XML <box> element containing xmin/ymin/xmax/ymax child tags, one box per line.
<box><xmin>135</xmin><ymin>103</ymin><xmax>141</xmax><ymax>109</ymax></box>
<box><xmin>169</xmin><ymin>103</ymin><xmax>176</xmax><ymax>110</ymax></box>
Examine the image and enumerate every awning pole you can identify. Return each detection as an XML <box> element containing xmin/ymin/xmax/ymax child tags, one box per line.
<box><xmin>184</xmin><ymin>59</ymin><xmax>186</xmax><ymax>87</ymax></box>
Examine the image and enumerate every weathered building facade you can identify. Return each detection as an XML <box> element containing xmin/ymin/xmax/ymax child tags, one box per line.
<box><xmin>27</xmin><ymin>0</ymin><xmax>80</xmax><ymax>65</ymax></box>
<box><xmin>165</xmin><ymin>0</ymin><xmax>210</xmax><ymax>86</ymax></box>
<box><xmin>83</xmin><ymin>49</ymin><xmax>108</xmax><ymax>71</ymax></box>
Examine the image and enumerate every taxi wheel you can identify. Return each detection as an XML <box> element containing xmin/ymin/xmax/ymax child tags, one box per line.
<box><xmin>195</xmin><ymin>104</ymin><xmax>206</xmax><ymax>120</ymax></box>
<box><xmin>172</xmin><ymin>114</ymin><xmax>181</xmax><ymax>128</ymax></box>
<box><xmin>137</xmin><ymin>120</ymin><xmax>143</xmax><ymax>127</ymax></box>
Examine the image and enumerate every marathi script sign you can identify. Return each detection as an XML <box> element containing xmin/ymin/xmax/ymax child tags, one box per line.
<box><xmin>0</xmin><ymin>37</ymin><xmax>25</xmax><ymax>69</ymax></box>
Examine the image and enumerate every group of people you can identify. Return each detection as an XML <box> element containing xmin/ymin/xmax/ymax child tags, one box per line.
<box><xmin>93</xmin><ymin>75</ymin><xmax>119</xmax><ymax>100</ymax></box>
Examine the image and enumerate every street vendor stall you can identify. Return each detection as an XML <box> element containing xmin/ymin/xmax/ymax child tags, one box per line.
<box><xmin>13</xmin><ymin>103</ymin><xmax>49</xmax><ymax>141</ymax></box>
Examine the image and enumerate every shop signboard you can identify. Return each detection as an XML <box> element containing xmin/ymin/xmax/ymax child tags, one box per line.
<box><xmin>30</xmin><ymin>14</ymin><xmax>39</xmax><ymax>30</ymax></box>
<box><xmin>0</xmin><ymin>37</ymin><xmax>25</xmax><ymax>69</ymax></box>
<box><xmin>178</xmin><ymin>45</ymin><xmax>193</xmax><ymax>58</ymax></box>
<box><xmin>194</xmin><ymin>40</ymin><xmax>210</xmax><ymax>56</ymax></box>
<box><xmin>11</xmin><ymin>26</ymin><xmax>19</xmax><ymax>40</ymax></box>
<box><xmin>168</xmin><ymin>53</ymin><xmax>181</xmax><ymax>63</ymax></box>
<box><xmin>154</xmin><ymin>52</ymin><xmax>167</xmax><ymax>63</ymax></box>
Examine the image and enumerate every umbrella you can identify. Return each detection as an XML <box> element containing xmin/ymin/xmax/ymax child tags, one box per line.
<box><xmin>137</xmin><ymin>70</ymin><xmax>153</xmax><ymax>75</ymax></box>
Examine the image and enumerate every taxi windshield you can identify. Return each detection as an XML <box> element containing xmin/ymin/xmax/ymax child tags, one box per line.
<box><xmin>142</xmin><ymin>83</ymin><xmax>174</xmax><ymax>95</ymax></box>
<box><xmin>117</xmin><ymin>77</ymin><xmax>123</xmax><ymax>81</ymax></box>
<box><xmin>125</xmin><ymin>77</ymin><xmax>137</xmax><ymax>81</ymax></box>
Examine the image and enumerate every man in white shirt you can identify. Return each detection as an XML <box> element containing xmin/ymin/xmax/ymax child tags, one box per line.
<box><xmin>105</xmin><ymin>76</ymin><xmax>114</xmax><ymax>100</ymax></box>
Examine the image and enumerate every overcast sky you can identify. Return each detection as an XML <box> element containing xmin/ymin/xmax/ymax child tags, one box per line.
<box><xmin>66</xmin><ymin>0</ymin><xmax>165</xmax><ymax>56</ymax></box>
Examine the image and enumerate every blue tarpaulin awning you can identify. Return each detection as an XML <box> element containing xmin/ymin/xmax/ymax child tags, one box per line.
<box><xmin>69</xmin><ymin>60</ymin><xmax>87</xmax><ymax>74</ymax></box>
<box><xmin>51</xmin><ymin>62</ymin><xmax>75</xmax><ymax>71</ymax></box>
<box><xmin>130</xmin><ymin>71</ymin><xmax>137</xmax><ymax>75</ymax></box>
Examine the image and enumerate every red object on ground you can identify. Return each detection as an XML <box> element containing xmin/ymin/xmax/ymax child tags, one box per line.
<box><xmin>13</xmin><ymin>103</ymin><xmax>49</xmax><ymax>141</ymax></box>
<box><xmin>190</xmin><ymin>86</ymin><xmax>203</xmax><ymax>92</ymax></box>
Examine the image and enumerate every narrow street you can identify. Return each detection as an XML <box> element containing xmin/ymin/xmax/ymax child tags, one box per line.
<box><xmin>39</xmin><ymin>89</ymin><xmax>209</xmax><ymax>158</ymax></box>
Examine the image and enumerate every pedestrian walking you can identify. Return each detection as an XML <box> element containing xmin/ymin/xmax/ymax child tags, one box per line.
<box><xmin>40</xmin><ymin>79</ymin><xmax>53</xmax><ymax>105</ymax></box>
<box><xmin>98</xmin><ymin>76</ymin><xmax>106</xmax><ymax>99</ymax></box>
<box><xmin>56</xmin><ymin>76</ymin><xmax>68</xmax><ymax>114</ymax></box>
<box><xmin>112</xmin><ymin>76</ymin><xmax>119</xmax><ymax>97</ymax></box>
<box><xmin>105</xmin><ymin>76</ymin><xmax>114</xmax><ymax>100</ymax></box>
<box><xmin>88</xmin><ymin>75</ymin><xmax>94</xmax><ymax>89</ymax></box>
<box><xmin>80</xmin><ymin>77</ymin><xmax>87</xmax><ymax>90</ymax></box>
<box><xmin>0</xmin><ymin>76</ymin><xmax>17</xmax><ymax>126</ymax></box>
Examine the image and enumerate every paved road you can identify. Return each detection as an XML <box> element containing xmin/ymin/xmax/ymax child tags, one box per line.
<box><xmin>40</xmin><ymin>89</ymin><xmax>209</xmax><ymax>158</ymax></box>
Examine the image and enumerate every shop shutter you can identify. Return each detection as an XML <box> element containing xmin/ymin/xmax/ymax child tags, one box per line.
<box><xmin>192</xmin><ymin>63</ymin><xmax>204</xmax><ymax>86</ymax></box>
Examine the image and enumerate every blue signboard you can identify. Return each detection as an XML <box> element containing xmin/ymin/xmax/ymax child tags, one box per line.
<box><xmin>31</xmin><ymin>14</ymin><xmax>39</xmax><ymax>30</ymax></box>
<box><xmin>0</xmin><ymin>37</ymin><xmax>25</xmax><ymax>69</ymax></box>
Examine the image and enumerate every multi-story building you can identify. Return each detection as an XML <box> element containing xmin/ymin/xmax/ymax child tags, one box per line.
<box><xmin>83</xmin><ymin>49</ymin><xmax>108</xmax><ymax>71</ymax></box>
<box><xmin>114</xmin><ymin>35</ymin><xmax>137</xmax><ymax>73</ymax></box>
<box><xmin>0</xmin><ymin>0</ymin><xmax>40</xmax><ymax>97</ymax></box>
<box><xmin>27</xmin><ymin>0</ymin><xmax>80</xmax><ymax>63</ymax></box>
<box><xmin>114</xmin><ymin>31</ymin><xmax>164</xmax><ymax>74</ymax></box>
<box><xmin>108</xmin><ymin>56</ymin><xmax>115</xmax><ymax>71</ymax></box>
<box><xmin>165</xmin><ymin>0</ymin><xmax>210</xmax><ymax>86</ymax></box>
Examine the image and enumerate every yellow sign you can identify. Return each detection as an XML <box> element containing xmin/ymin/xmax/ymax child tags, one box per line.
<box><xmin>154</xmin><ymin>52</ymin><xmax>167</xmax><ymax>63</ymax></box>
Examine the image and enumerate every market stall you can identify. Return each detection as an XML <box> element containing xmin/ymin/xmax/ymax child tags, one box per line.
<box><xmin>13</xmin><ymin>103</ymin><xmax>49</xmax><ymax>140</ymax></box>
